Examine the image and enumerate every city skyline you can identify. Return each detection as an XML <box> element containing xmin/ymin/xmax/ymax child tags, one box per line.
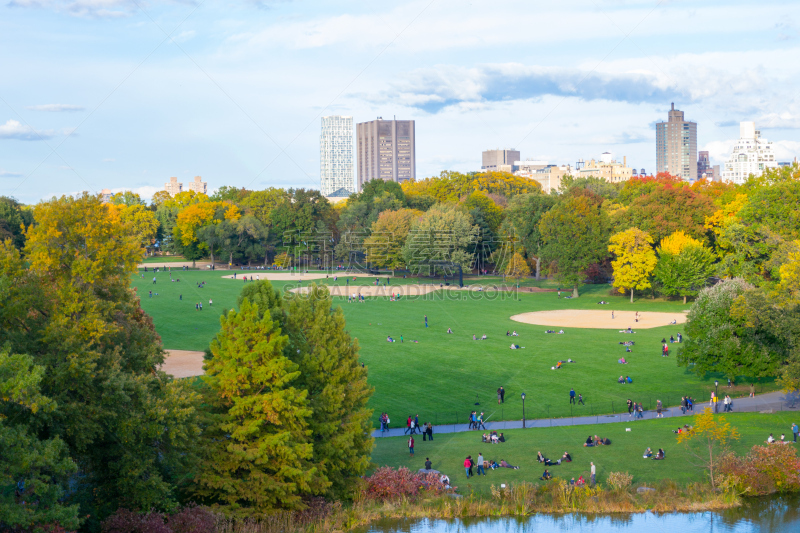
<box><xmin>2</xmin><ymin>1</ymin><xmax>800</xmax><ymax>203</ymax></box>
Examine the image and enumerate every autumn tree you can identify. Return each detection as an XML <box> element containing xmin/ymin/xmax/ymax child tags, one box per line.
<box><xmin>676</xmin><ymin>408</ymin><xmax>740</xmax><ymax>488</ymax></box>
<box><xmin>654</xmin><ymin>230</ymin><xmax>716</xmax><ymax>303</ymax></box>
<box><xmin>284</xmin><ymin>284</ymin><xmax>374</xmax><ymax>498</ymax></box>
<box><xmin>608</xmin><ymin>227</ymin><xmax>658</xmax><ymax>302</ymax></box>
<box><xmin>0</xmin><ymin>194</ymin><xmax>199</xmax><ymax>525</ymax></box>
<box><xmin>539</xmin><ymin>194</ymin><xmax>610</xmax><ymax>297</ymax></box>
<box><xmin>622</xmin><ymin>182</ymin><xmax>715</xmax><ymax>242</ymax></box>
<box><xmin>0</xmin><ymin>195</ymin><xmax>33</xmax><ymax>250</ymax></box>
<box><xmin>363</xmin><ymin>208</ymin><xmax>420</xmax><ymax>270</ymax></box>
<box><xmin>504</xmin><ymin>251</ymin><xmax>531</xmax><ymax>284</ymax></box>
<box><xmin>195</xmin><ymin>299</ymin><xmax>314</xmax><ymax>514</ymax></box>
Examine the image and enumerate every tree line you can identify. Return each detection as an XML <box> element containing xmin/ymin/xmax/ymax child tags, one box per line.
<box><xmin>0</xmin><ymin>194</ymin><xmax>372</xmax><ymax>531</ymax></box>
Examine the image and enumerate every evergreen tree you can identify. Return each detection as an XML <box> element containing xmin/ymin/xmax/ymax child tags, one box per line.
<box><xmin>195</xmin><ymin>299</ymin><xmax>314</xmax><ymax>514</ymax></box>
<box><xmin>284</xmin><ymin>284</ymin><xmax>374</xmax><ymax>498</ymax></box>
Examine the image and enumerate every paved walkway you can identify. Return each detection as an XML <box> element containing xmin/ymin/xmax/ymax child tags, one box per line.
<box><xmin>373</xmin><ymin>391</ymin><xmax>799</xmax><ymax>438</ymax></box>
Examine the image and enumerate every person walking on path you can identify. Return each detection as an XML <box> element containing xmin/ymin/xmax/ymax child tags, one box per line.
<box><xmin>627</xmin><ymin>399</ymin><xmax>633</xmax><ymax>416</ymax></box>
<box><xmin>570</xmin><ymin>388</ymin><xmax>576</xmax><ymax>405</ymax></box>
<box><xmin>477</xmin><ymin>453</ymin><xmax>486</xmax><ymax>476</ymax></box>
<box><xmin>637</xmin><ymin>404</ymin><xmax>644</xmax><ymax>419</ymax></box>
<box><xmin>478</xmin><ymin>412</ymin><xmax>486</xmax><ymax>430</ymax></box>
<box><xmin>687</xmin><ymin>397</ymin><xmax>694</xmax><ymax>411</ymax></box>
<box><xmin>408</xmin><ymin>436</ymin><xmax>414</xmax><ymax>456</ymax></box>
<box><xmin>409</xmin><ymin>418</ymin><xmax>416</xmax><ymax>435</ymax></box>
<box><xmin>464</xmin><ymin>456</ymin><xmax>471</xmax><ymax>478</ymax></box>
<box><xmin>656</xmin><ymin>399</ymin><xmax>663</xmax><ymax>418</ymax></box>
<box><xmin>724</xmin><ymin>395</ymin><xmax>732</xmax><ymax>412</ymax></box>
<box><xmin>424</xmin><ymin>315</ymin><xmax>428</xmax><ymax>328</ymax></box>
<box><xmin>681</xmin><ymin>396</ymin><xmax>687</xmax><ymax>415</ymax></box>
<box><xmin>590</xmin><ymin>462</ymin><xmax>596</xmax><ymax>487</ymax></box>
<box><xmin>426</xmin><ymin>422</ymin><xmax>433</xmax><ymax>441</ymax></box>
<box><xmin>792</xmin><ymin>423</ymin><xmax>799</xmax><ymax>443</ymax></box>
<box><xmin>414</xmin><ymin>415</ymin><xmax>420</xmax><ymax>434</ymax></box>
<box><xmin>404</xmin><ymin>416</ymin><xmax>412</xmax><ymax>434</ymax></box>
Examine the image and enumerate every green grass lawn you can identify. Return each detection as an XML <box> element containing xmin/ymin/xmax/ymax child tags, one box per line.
<box><xmin>370</xmin><ymin>412</ymin><xmax>800</xmax><ymax>492</ymax></box>
<box><xmin>133</xmin><ymin>270</ymin><xmax>777</xmax><ymax>426</ymax></box>
<box><xmin>140</xmin><ymin>255</ymin><xmax>190</xmax><ymax>263</ymax></box>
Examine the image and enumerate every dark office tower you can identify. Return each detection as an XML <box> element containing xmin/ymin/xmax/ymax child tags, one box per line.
<box><xmin>356</xmin><ymin>118</ymin><xmax>415</xmax><ymax>191</ymax></box>
<box><xmin>656</xmin><ymin>103</ymin><xmax>697</xmax><ymax>182</ymax></box>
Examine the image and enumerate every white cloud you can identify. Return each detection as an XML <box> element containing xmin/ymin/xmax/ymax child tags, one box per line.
<box><xmin>172</xmin><ymin>30</ymin><xmax>196</xmax><ymax>43</ymax></box>
<box><xmin>101</xmin><ymin>158</ymin><xmax>116</xmax><ymax>162</ymax></box>
<box><xmin>8</xmin><ymin>0</ymin><xmax>137</xmax><ymax>18</ymax></box>
<box><xmin>0</xmin><ymin>119</ymin><xmax>55</xmax><ymax>141</ymax></box>
<box><xmin>0</xmin><ymin>169</ymin><xmax>24</xmax><ymax>178</ymax></box>
<box><xmin>773</xmin><ymin>140</ymin><xmax>800</xmax><ymax>161</ymax></box>
<box><xmin>25</xmin><ymin>104</ymin><xmax>85</xmax><ymax>112</ymax></box>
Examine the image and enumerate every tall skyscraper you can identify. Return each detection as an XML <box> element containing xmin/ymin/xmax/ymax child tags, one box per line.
<box><xmin>320</xmin><ymin>116</ymin><xmax>354</xmax><ymax>196</ymax></box>
<box><xmin>356</xmin><ymin>117</ymin><xmax>415</xmax><ymax>191</ymax></box>
<box><xmin>721</xmin><ymin>122</ymin><xmax>778</xmax><ymax>184</ymax></box>
<box><xmin>656</xmin><ymin>103</ymin><xmax>697</xmax><ymax>181</ymax></box>
<box><xmin>482</xmin><ymin>149</ymin><xmax>520</xmax><ymax>172</ymax></box>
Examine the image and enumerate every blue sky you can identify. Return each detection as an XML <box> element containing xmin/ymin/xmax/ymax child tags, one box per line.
<box><xmin>1</xmin><ymin>0</ymin><xmax>799</xmax><ymax>203</ymax></box>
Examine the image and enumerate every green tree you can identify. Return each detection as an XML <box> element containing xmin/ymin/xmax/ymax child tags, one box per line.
<box><xmin>0</xmin><ymin>194</ymin><xmax>199</xmax><ymax>525</ymax></box>
<box><xmin>0</xmin><ymin>347</ymin><xmax>80</xmax><ymax>531</ymax></box>
<box><xmin>654</xmin><ymin>244</ymin><xmax>716</xmax><ymax>303</ymax></box>
<box><xmin>539</xmin><ymin>195</ymin><xmax>611</xmax><ymax>297</ymax></box>
<box><xmin>402</xmin><ymin>203</ymin><xmax>479</xmax><ymax>276</ymax></box>
<box><xmin>678</xmin><ymin>279</ymin><xmax>785</xmax><ymax>387</ymax></box>
<box><xmin>504</xmin><ymin>193</ymin><xmax>557</xmax><ymax>279</ymax></box>
<box><xmin>0</xmin><ymin>196</ymin><xmax>33</xmax><ymax>250</ymax></box>
<box><xmin>195</xmin><ymin>299</ymin><xmax>314</xmax><ymax>515</ymax></box>
<box><xmin>608</xmin><ymin>228</ymin><xmax>658</xmax><ymax>303</ymax></box>
<box><xmin>284</xmin><ymin>285</ymin><xmax>374</xmax><ymax>498</ymax></box>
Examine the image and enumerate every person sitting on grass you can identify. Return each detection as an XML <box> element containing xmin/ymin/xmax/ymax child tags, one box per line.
<box><xmin>498</xmin><ymin>433</ymin><xmax>506</xmax><ymax>443</ymax></box>
<box><xmin>447</xmin><ymin>328</ymin><xmax>453</xmax><ymax>334</ymax></box>
<box><xmin>570</xmin><ymin>477</ymin><xmax>577</xmax><ymax>485</ymax></box>
<box><xmin>626</xmin><ymin>346</ymin><xmax>632</xmax><ymax>353</ymax></box>
<box><xmin>500</xmin><ymin>460</ymin><xmax>519</xmax><ymax>469</ymax></box>
<box><xmin>545</xmin><ymin>330</ymin><xmax>555</xmax><ymax>334</ymax></box>
<box><xmin>489</xmin><ymin>460</ymin><xmax>499</xmax><ymax>470</ymax></box>
<box><xmin>491</xmin><ymin>433</ymin><xmax>499</xmax><ymax>444</ymax></box>
<box><xmin>768</xmin><ymin>433</ymin><xmax>775</xmax><ymax>444</ymax></box>
<box><xmin>626</xmin><ymin>376</ymin><xmax>633</xmax><ymax>384</ymax></box>
<box><xmin>512</xmin><ymin>331</ymin><xmax>519</xmax><ymax>336</ymax></box>
<box><xmin>618</xmin><ymin>358</ymin><xmax>627</xmax><ymax>364</ymax></box>
<box><xmin>481</xmin><ymin>334</ymin><xmax>488</xmax><ymax>340</ymax></box>
<box><xmin>387</xmin><ymin>336</ymin><xmax>395</xmax><ymax>342</ymax></box>
<box><xmin>556</xmin><ymin>361</ymin><xmax>562</xmax><ymax>369</ymax></box>
<box><xmin>584</xmin><ymin>436</ymin><xmax>594</xmax><ymax>447</ymax></box>
<box><xmin>576</xmin><ymin>476</ymin><xmax>586</xmax><ymax>486</ymax></box>
<box><xmin>562</xmin><ymin>451</ymin><xmax>572</xmax><ymax>462</ymax></box>
<box><xmin>537</xmin><ymin>451</ymin><xmax>546</xmax><ymax>463</ymax></box>
<box><xmin>558</xmin><ymin>329</ymin><xmax>565</xmax><ymax>334</ymax></box>
<box><xmin>506</xmin><ymin>330</ymin><xmax>511</xmax><ymax>336</ymax></box>
<box><xmin>540</xmin><ymin>469</ymin><xmax>552</xmax><ymax>480</ymax></box>
<box><xmin>643</xmin><ymin>447</ymin><xmax>653</xmax><ymax>458</ymax></box>
<box><xmin>618</xmin><ymin>376</ymin><xmax>626</xmax><ymax>383</ymax></box>
<box><xmin>653</xmin><ymin>448</ymin><xmax>665</xmax><ymax>460</ymax></box>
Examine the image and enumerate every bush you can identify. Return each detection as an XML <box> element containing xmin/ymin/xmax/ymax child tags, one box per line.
<box><xmin>166</xmin><ymin>505</ymin><xmax>215</xmax><ymax>533</ymax></box>
<box><xmin>102</xmin><ymin>506</ymin><xmax>215</xmax><ymax>533</ymax></box>
<box><xmin>606</xmin><ymin>471</ymin><xmax>633</xmax><ymax>491</ymax></box>
<box><xmin>101</xmin><ymin>509</ymin><xmax>169</xmax><ymax>533</ymax></box>
<box><xmin>363</xmin><ymin>467</ymin><xmax>448</xmax><ymax>501</ymax></box>
<box><xmin>720</xmin><ymin>445</ymin><xmax>800</xmax><ymax>495</ymax></box>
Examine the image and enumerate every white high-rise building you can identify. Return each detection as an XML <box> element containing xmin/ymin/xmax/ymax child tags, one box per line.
<box><xmin>722</xmin><ymin>122</ymin><xmax>778</xmax><ymax>184</ymax></box>
<box><xmin>320</xmin><ymin>116</ymin><xmax>354</xmax><ymax>196</ymax></box>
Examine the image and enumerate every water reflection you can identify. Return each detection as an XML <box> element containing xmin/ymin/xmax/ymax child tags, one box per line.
<box><xmin>358</xmin><ymin>495</ymin><xmax>800</xmax><ymax>533</ymax></box>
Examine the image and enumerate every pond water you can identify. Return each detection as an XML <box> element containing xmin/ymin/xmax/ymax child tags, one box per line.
<box><xmin>357</xmin><ymin>495</ymin><xmax>800</xmax><ymax>533</ymax></box>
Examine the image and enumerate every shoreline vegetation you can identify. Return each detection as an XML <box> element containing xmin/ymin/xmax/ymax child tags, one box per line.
<box><xmin>212</xmin><ymin>482</ymin><xmax>744</xmax><ymax>533</ymax></box>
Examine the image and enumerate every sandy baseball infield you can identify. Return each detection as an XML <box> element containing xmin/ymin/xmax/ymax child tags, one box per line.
<box><xmin>160</xmin><ymin>350</ymin><xmax>205</xmax><ymax>378</ymax></box>
<box><xmin>510</xmin><ymin>309</ymin><xmax>687</xmax><ymax>329</ymax></box>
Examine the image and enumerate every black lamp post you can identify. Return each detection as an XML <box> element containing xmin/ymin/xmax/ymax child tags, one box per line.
<box><xmin>521</xmin><ymin>392</ymin><xmax>526</xmax><ymax>429</ymax></box>
<box><xmin>715</xmin><ymin>380</ymin><xmax>719</xmax><ymax>397</ymax></box>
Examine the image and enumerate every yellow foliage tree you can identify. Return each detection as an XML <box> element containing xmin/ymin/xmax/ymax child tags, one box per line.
<box><xmin>175</xmin><ymin>202</ymin><xmax>216</xmax><ymax>247</ymax></box>
<box><xmin>608</xmin><ymin>227</ymin><xmax>658</xmax><ymax>303</ymax></box>
<box><xmin>504</xmin><ymin>251</ymin><xmax>531</xmax><ymax>284</ymax></box>
<box><xmin>704</xmin><ymin>193</ymin><xmax>749</xmax><ymax>242</ymax></box>
<box><xmin>659</xmin><ymin>230</ymin><xmax>702</xmax><ymax>255</ymax></box>
<box><xmin>774</xmin><ymin>241</ymin><xmax>800</xmax><ymax>306</ymax></box>
<box><xmin>676</xmin><ymin>408</ymin><xmax>740</xmax><ymax>489</ymax></box>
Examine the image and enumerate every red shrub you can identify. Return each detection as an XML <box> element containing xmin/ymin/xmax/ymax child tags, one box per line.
<box><xmin>166</xmin><ymin>504</ymin><xmax>215</xmax><ymax>533</ymax></box>
<box><xmin>364</xmin><ymin>467</ymin><xmax>450</xmax><ymax>501</ymax></box>
<box><xmin>720</xmin><ymin>444</ymin><xmax>800</xmax><ymax>495</ymax></box>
